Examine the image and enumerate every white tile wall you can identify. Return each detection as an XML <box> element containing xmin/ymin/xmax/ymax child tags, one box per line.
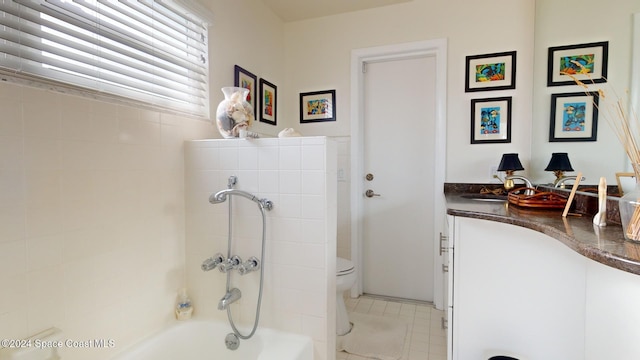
<box><xmin>334</xmin><ymin>137</ymin><xmax>351</xmax><ymax>260</ymax></box>
<box><xmin>0</xmin><ymin>79</ymin><xmax>346</xmax><ymax>360</ymax></box>
<box><xmin>185</xmin><ymin>137</ymin><xmax>337</xmax><ymax>360</ymax></box>
<box><xmin>0</xmin><ymin>81</ymin><xmax>216</xmax><ymax>360</ymax></box>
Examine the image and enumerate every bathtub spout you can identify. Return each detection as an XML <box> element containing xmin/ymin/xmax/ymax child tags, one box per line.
<box><xmin>218</xmin><ymin>288</ymin><xmax>241</xmax><ymax>310</ymax></box>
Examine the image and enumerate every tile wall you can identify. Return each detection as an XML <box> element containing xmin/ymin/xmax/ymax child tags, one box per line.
<box><xmin>334</xmin><ymin>138</ymin><xmax>351</xmax><ymax>261</ymax></box>
<box><xmin>184</xmin><ymin>137</ymin><xmax>337</xmax><ymax>360</ymax></box>
<box><xmin>0</xmin><ymin>81</ymin><xmax>215</xmax><ymax>359</ymax></box>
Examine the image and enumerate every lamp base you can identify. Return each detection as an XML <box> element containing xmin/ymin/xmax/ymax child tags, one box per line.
<box><xmin>503</xmin><ymin>170</ymin><xmax>515</xmax><ymax>190</ymax></box>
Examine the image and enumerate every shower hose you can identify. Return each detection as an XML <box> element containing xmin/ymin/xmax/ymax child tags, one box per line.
<box><xmin>224</xmin><ymin>192</ymin><xmax>268</xmax><ymax>340</ymax></box>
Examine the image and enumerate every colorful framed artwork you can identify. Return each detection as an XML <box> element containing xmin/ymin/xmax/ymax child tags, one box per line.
<box><xmin>465</xmin><ymin>51</ymin><xmax>517</xmax><ymax>92</ymax></box>
<box><xmin>547</xmin><ymin>41</ymin><xmax>608</xmax><ymax>86</ymax></box>
<box><xmin>259</xmin><ymin>78</ymin><xmax>277</xmax><ymax>125</ymax></box>
<box><xmin>300</xmin><ymin>90</ymin><xmax>336</xmax><ymax>123</ymax></box>
<box><xmin>470</xmin><ymin>96</ymin><xmax>512</xmax><ymax>144</ymax></box>
<box><xmin>234</xmin><ymin>65</ymin><xmax>257</xmax><ymax>119</ymax></box>
<box><xmin>549</xmin><ymin>92</ymin><xmax>599</xmax><ymax>142</ymax></box>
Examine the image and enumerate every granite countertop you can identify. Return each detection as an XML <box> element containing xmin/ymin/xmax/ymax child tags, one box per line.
<box><xmin>445</xmin><ymin>189</ymin><xmax>640</xmax><ymax>276</ymax></box>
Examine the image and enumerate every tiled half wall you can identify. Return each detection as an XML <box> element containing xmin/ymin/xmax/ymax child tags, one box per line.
<box><xmin>185</xmin><ymin>137</ymin><xmax>337</xmax><ymax>360</ymax></box>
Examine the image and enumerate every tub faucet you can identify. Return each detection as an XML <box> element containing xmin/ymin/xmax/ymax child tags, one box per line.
<box><xmin>218</xmin><ymin>288</ymin><xmax>241</xmax><ymax>310</ymax></box>
<box><xmin>554</xmin><ymin>175</ymin><xmax>586</xmax><ymax>188</ymax></box>
<box><xmin>505</xmin><ymin>175</ymin><xmax>535</xmax><ymax>195</ymax></box>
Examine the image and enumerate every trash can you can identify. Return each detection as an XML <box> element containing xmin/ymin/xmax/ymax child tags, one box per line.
<box><xmin>485</xmin><ymin>349</ymin><xmax>527</xmax><ymax>360</ymax></box>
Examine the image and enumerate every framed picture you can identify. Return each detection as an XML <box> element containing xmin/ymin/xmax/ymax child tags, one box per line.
<box><xmin>547</xmin><ymin>41</ymin><xmax>608</xmax><ymax>86</ymax></box>
<box><xmin>470</xmin><ymin>97</ymin><xmax>512</xmax><ymax>144</ymax></box>
<box><xmin>300</xmin><ymin>90</ymin><xmax>336</xmax><ymax>123</ymax></box>
<box><xmin>465</xmin><ymin>51</ymin><xmax>517</xmax><ymax>92</ymax></box>
<box><xmin>549</xmin><ymin>92</ymin><xmax>599</xmax><ymax>142</ymax></box>
<box><xmin>234</xmin><ymin>65</ymin><xmax>257</xmax><ymax>119</ymax></box>
<box><xmin>259</xmin><ymin>78</ymin><xmax>277</xmax><ymax>125</ymax></box>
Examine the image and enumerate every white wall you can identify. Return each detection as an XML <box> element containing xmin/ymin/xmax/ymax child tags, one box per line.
<box><xmin>276</xmin><ymin>0</ymin><xmax>535</xmax><ymax>266</ymax></box>
<box><xmin>281</xmin><ymin>0</ymin><xmax>536</xmax><ymax>183</ymax></box>
<box><xmin>531</xmin><ymin>0</ymin><xmax>640</xmax><ymax>185</ymax></box>
<box><xmin>184</xmin><ymin>137</ymin><xmax>337</xmax><ymax>360</ymax></box>
<box><xmin>205</xmin><ymin>0</ymin><xmax>286</xmax><ymax>138</ymax></box>
<box><xmin>0</xmin><ymin>82</ymin><xmax>215</xmax><ymax>360</ymax></box>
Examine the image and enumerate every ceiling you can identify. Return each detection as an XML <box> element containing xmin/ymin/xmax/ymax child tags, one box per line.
<box><xmin>261</xmin><ymin>0</ymin><xmax>412</xmax><ymax>22</ymax></box>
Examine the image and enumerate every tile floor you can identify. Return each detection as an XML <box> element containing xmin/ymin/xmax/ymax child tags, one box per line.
<box><xmin>336</xmin><ymin>295</ymin><xmax>447</xmax><ymax>360</ymax></box>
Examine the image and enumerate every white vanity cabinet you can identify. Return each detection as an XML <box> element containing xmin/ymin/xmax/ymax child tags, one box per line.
<box><xmin>584</xmin><ymin>259</ymin><xmax>640</xmax><ymax>359</ymax></box>
<box><xmin>445</xmin><ymin>215</ymin><xmax>454</xmax><ymax>360</ymax></box>
<box><xmin>447</xmin><ymin>215</ymin><xmax>640</xmax><ymax>360</ymax></box>
<box><xmin>449</xmin><ymin>216</ymin><xmax>586</xmax><ymax>359</ymax></box>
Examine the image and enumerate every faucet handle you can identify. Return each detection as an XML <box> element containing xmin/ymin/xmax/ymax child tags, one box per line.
<box><xmin>201</xmin><ymin>253</ymin><xmax>225</xmax><ymax>271</ymax></box>
<box><xmin>238</xmin><ymin>257</ymin><xmax>260</xmax><ymax>275</ymax></box>
<box><xmin>218</xmin><ymin>255</ymin><xmax>242</xmax><ymax>273</ymax></box>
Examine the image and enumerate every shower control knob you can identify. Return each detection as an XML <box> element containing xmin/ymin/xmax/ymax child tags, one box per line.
<box><xmin>201</xmin><ymin>253</ymin><xmax>225</xmax><ymax>271</ymax></box>
<box><xmin>219</xmin><ymin>255</ymin><xmax>242</xmax><ymax>273</ymax></box>
<box><xmin>238</xmin><ymin>257</ymin><xmax>260</xmax><ymax>275</ymax></box>
<box><xmin>365</xmin><ymin>189</ymin><xmax>380</xmax><ymax>198</ymax></box>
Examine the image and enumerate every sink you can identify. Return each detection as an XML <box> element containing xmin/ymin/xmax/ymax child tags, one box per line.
<box><xmin>460</xmin><ymin>193</ymin><xmax>508</xmax><ymax>202</ymax></box>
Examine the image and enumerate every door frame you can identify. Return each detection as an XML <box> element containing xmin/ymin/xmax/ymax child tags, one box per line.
<box><xmin>350</xmin><ymin>39</ymin><xmax>448</xmax><ymax>308</ymax></box>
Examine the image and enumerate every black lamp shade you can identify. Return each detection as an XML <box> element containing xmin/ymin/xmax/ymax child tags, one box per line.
<box><xmin>497</xmin><ymin>153</ymin><xmax>524</xmax><ymax>172</ymax></box>
<box><xmin>544</xmin><ymin>152</ymin><xmax>574</xmax><ymax>172</ymax></box>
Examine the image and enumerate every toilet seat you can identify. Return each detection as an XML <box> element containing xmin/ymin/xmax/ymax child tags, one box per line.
<box><xmin>337</xmin><ymin>257</ymin><xmax>354</xmax><ymax>276</ymax></box>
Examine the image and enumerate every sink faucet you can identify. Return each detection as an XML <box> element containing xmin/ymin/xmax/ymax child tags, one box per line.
<box><xmin>505</xmin><ymin>175</ymin><xmax>535</xmax><ymax>195</ymax></box>
<box><xmin>218</xmin><ymin>288</ymin><xmax>241</xmax><ymax>310</ymax></box>
<box><xmin>554</xmin><ymin>175</ymin><xmax>586</xmax><ymax>188</ymax></box>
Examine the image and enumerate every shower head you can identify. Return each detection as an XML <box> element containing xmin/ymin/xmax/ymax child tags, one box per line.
<box><xmin>209</xmin><ymin>188</ymin><xmax>273</xmax><ymax>211</ymax></box>
<box><xmin>209</xmin><ymin>191</ymin><xmax>228</xmax><ymax>204</ymax></box>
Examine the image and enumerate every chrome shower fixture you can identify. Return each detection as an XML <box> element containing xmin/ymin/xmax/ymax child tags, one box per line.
<box><xmin>209</xmin><ymin>188</ymin><xmax>273</xmax><ymax>211</ymax></box>
<box><xmin>218</xmin><ymin>288</ymin><xmax>241</xmax><ymax>310</ymax></box>
<box><xmin>219</xmin><ymin>255</ymin><xmax>242</xmax><ymax>273</ymax></box>
<box><xmin>206</xmin><ymin>175</ymin><xmax>272</xmax><ymax>344</ymax></box>
<box><xmin>202</xmin><ymin>254</ymin><xmax>262</xmax><ymax>275</ymax></box>
<box><xmin>238</xmin><ymin>257</ymin><xmax>260</xmax><ymax>275</ymax></box>
<box><xmin>201</xmin><ymin>253</ymin><xmax>225</xmax><ymax>271</ymax></box>
<box><xmin>228</xmin><ymin>175</ymin><xmax>238</xmax><ymax>189</ymax></box>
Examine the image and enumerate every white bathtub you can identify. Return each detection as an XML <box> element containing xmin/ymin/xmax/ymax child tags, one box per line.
<box><xmin>110</xmin><ymin>320</ymin><xmax>313</xmax><ymax>360</ymax></box>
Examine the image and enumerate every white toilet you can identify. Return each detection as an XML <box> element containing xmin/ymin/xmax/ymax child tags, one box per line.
<box><xmin>336</xmin><ymin>257</ymin><xmax>357</xmax><ymax>336</ymax></box>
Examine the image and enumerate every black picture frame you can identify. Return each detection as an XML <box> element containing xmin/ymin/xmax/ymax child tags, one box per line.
<box><xmin>470</xmin><ymin>96</ymin><xmax>512</xmax><ymax>144</ymax></box>
<box><xmin>258</xmin><ymin>78</ymin><xmax>277</xmax><ymax>125</ymax></box>
<box><xmin>300</xmin><ymin>90</ymin><xmax>336</xmax><ymax>123</ymax></box>
<box><xmin>234</xmin><ymin>65</ymin><xmax>257</xmax><ymax>119</ymax></box>
<box><xmin>549</xmin><ymin>92</ymin><xmax>599</xmax><ymax>142</ymax></box>
<box><xmin>465</xmin><ymin>51</ymin><xmax>517</xmax><ymax>92</ymax></box>
<box><xmin>547</xmin><ymin>41</ymin><xmax>609</xmax><ymax>87</ymax></box>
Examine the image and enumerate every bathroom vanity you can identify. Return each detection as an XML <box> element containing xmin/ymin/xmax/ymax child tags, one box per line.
<box><xmin>444</xmin><ymin>191</ymin><xmax>640</xmax><ymax>360</ymax></box>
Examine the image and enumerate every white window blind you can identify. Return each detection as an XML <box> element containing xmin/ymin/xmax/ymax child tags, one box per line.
<box><xmin>0</xmin><ymin>0</ymin><xmax>210</xmax><ymax>118</ymax></box>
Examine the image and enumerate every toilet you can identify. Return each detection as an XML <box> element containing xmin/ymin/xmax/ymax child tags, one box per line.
<box><xmin>336</xmin><ymin>257</ymin><xmax>357</xmax><ymax>336</ymax></box>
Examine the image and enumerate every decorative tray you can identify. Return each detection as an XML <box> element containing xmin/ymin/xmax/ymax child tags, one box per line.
<box><xmin>507</xmin><ymin>187</ymin><xmax>568</xmax><ymax>209</ymax></box>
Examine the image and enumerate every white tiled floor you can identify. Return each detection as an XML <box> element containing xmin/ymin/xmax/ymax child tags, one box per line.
<box><xmin>336</xmin><ymin>295</ymin><xmax>447</xmax><ymax>360</ymax></box>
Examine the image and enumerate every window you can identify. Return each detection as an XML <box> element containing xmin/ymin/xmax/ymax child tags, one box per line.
<box><xmin>0</xmin><ymin>0</ymin><xmax>210</xmax><ymax>118</ymax></box>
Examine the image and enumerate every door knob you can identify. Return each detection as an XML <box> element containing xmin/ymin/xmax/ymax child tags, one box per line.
<box><xmin>365</xmin><ymin>189</ymin><xmax>380</xmax><ymax>198</ymax></box>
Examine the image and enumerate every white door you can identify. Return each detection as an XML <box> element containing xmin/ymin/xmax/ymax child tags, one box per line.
<box><xmin>362</xmin><ymin>56</ymin><xmax>436</xmax><ymax>301</ymax></box>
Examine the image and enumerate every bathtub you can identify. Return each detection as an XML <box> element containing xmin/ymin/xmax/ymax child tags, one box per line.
<box><xmin>110</xmin><ymin>320</ymin><xmax>313</xmax><ymax>360</ymax></box>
